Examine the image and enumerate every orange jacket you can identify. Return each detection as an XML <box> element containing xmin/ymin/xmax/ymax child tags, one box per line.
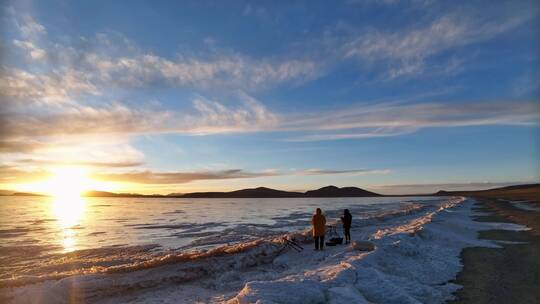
<box><xmin>311</xmin><ymin>212</ymin><xmax>326</xmax><ymax>236</ymax></box>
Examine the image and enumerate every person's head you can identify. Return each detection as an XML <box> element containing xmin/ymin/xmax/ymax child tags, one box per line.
<box><xmin>344</xmin><ymin>209</ymin><xmax>350</xmax><ymax>215</ymax></box>
<box><xmin>316</xmin><ymin>208</ymin><xmax>322</xmax><ymax>215</ymax></box>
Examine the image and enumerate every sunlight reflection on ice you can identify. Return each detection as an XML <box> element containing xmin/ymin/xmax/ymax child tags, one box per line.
<box><xmin>51</xmin><ymin>195</ymin><xmax>87</xmax><ymax>252</ymax></box>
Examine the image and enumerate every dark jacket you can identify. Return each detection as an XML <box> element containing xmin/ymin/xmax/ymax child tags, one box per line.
<box><xmin>341</xmin><ymin>212</ymin><xmax>352</xmax><ymax>229</ymax></box>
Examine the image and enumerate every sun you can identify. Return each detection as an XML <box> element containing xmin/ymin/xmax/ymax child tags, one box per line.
<box><xmin>47</xmin><ymin>167</ymin><xmax>91</xmax><ymax>198</ymax></box>
<box><xmin>45</xmin><ymin>167</ymin><xmax>91</xmax><ymax>251</ymax></box>
<box><xmin>14</xmin><ymin>166</ymin><xmax>118</xmax><ymax>252</ymax></box>
<box><xmin>16</xmin><ymin>166</ymin><xmax>119</xmax><ymax>197</ymax></box>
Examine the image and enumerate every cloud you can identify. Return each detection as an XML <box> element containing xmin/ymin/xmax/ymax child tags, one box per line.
<box><xmin>0</xmin><ymin>68</ymin><xmax>99</xmax><ymax>104</ymax></box>
<box><xmin>343</xmin><ymin>9</ymin><xmax>535</xmax><ymax>78</ymax></box>
<box><xmin>13</xmin><ymin>39</ymin><xmax>46</xmax><ymax>60</ymax></box>
<box><xmin>13</xmin><ymin>13</ymin><xmax>46</xmax><ymax>37</ymax></box>
<box><xmin>300</xmin><ymin>168</ymin><xmax>392</xmax><ymax>175</ymax></box>
<box><xmin>93</xmin><ymin>169</ymin><xmax>279</xmax><ymax>184</ymax></box>
<box><xmin>0</xmin><ymin>103</ymin><xmax>170</xmax><ymax>138</ymax></box>
<box><xmin>186</xmin><ymin>93</ymin><xmax>279</xmax><ymax>134</ymax></box>
<box><xmin>347</xmin><ymin>0</ymin><xmax>429</xmax><ymax>5</ymax></box>
<box><xmin>2</xmin><ymin>96</ymin><xmax>538</xmax><ymax>144</ymax></box>
<box><xmin>0</xmin><ymin>164</ymin><xmax>391</xmax><ymax>186</ymax></box>
<box><xmin>282</xmin><ymin>100</ymin><xmax>540</xmax><ymax>141</ymax></box>
<box><xmin>0</xmin><ymin>165</ymin><xmax>49</xmax><ymax>182</ymax></box>
<box><xmin>0</xmin><ymin>54</ymin><xmax>318</xmax><ymax>105</ymax></box>
<box><xmin>81</xmin><ymin>53</ymin><xmax>319</xmax><ymax>91</ymax></box>
<box><xmin>90</xmin><ymin>167</ymin><xmax>389</xmax><ymax>184</ymax></box>
<box><xmin>0</xmin><ymin>140</ymin><xmax>45</xmax><ymax>153</ymax></box>
<box><xmin>0</xmin><ymin>134</ymin><xmax>146</xmax><ymax>179</ymax></box>
<box><xmin>1</xmin><ymin>10</ymin><xmax>320</xmax><ymax>107</ymax></box>
<box><xmin>243</xmin><ymin>4</ymin><xmax>267</xmax><ymax>18</ymax></box>
<box><xmin>3</xmin><ymin>3</ymin><xmax>535</xmax><ymax>109</ymax></box>
<box><xmin>285</xmin><ymin>127</ymin><xmax>418</xmax><ymax>142</ymax></box>
<box><xmin>15</xmin><ymin>158</ymin><xmax>143</xmax><ymax>168</ymax></box>
<box><xmin>0</xmin><ymin>94</ymin><xmax>279</xmax><ymax>139</ymax></box>
<box><xmin>1</xmin><ymin>4</ymin><xmax>538</xmax><ymax>175</ymax></box>
<box><xmin>0</xmin><ymin>93</ymin><xmax>278</xmax><ymax>171</ymax></box>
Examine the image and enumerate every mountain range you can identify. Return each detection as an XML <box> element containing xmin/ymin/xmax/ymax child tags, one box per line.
<box><xmin>1</xmin><ymin>184</ymin><xmax>538</xmax><ymax>198</ymax></box>
<box><xmin>0</xmin><ymin>185</ymin><xmax>382</xmax><ymax>198</ymax></box>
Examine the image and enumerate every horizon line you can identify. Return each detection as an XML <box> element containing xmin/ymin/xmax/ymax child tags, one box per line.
<box><xmin>3</xmin><ymin>182</ymin><xmax>538</xmax><ymax>198</ymax></box>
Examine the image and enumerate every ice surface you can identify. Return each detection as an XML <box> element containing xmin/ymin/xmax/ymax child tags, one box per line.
<box><xmin>327</xmin><ymin>286</ymin><xmax>370</xmax><ymax>304</ymax></box>
<box><xmin>510</xmin><ymin>201</ymin><xmax>540</xmax><ymax>212</ymax></box>
<box><xmin>234</xmin><ymin>279</ymin><xmax>326</xmax><ymax>304</ymax></box>
<box><xmin>1</xmin><ymin>196</ymin><xmax>531</xmax><ymax>304</ymax></box>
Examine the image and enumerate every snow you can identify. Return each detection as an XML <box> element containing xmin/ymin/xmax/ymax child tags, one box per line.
<box><xmin>350</xmin><ymin>241</ymin><xmax>375</xmax><ymax>251</ymax></box>
<box><xmin>1</xmin><ymin>197</ymin><xmax>531</xmax><ymax>304</ymax></box>
<box><xmin>494</xmin><ymin>198</ymin><xmax>540</xmax><ymax>212</ymax></box>
<box><xmin>234</xmin><ymin>279</ymin><xmax>326</xmax><ymax>304</ymax></box>
<box><xmin>327</xmin><ymin>286</ymin><xmax>370</xmax><ymax>304</ymax></box>
<box><xmin>509</xmin><ymin>201</ymin><xmax>540</xmax><ymax>212</ymax></box>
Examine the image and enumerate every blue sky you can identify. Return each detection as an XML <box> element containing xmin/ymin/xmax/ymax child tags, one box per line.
<box><xmin>1</xmin><ymin>0</ymin><xmax>539</xmax><ymax>194</ymax></box>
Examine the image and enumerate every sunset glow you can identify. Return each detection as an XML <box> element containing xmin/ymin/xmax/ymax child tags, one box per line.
<box><xmin>48</xmin><ymin>167</ymin><xmax>90</xmax><ymax>198</ymax></box>
<box><xmin>1</xmin><ymin>1</ymin><xmax>538</xmax><ymax>303</ymax></box>
<box><xmin>1</xmin><ymin>0</ymin><xmax>538</xmax><ymax>195</ymax></box>
<box><xmin>16</xmin><ymin>167</ymin><xmax>117</xmax><ymax>197</ymax></box>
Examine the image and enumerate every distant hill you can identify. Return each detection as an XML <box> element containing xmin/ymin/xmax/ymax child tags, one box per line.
<box><xmin>434</xmin><ymin>183</ymin><xmax>540</xmax><ymax>203</ymax></box>
<box><xmin>305</xmin><ymin>185</ymin><xmax>381</xmax><ymax>197</ymax></box>
<box><xmin>5</xmin><ymin>183</ymin><xmax>536</xmax><ymax>199</ymax></box>
<box><xmin>0</xmin><ymin>185</ymin><xmax>394</xmax><ymax>198</ymax></box>
<box><xmin>84</xmin><ymin>190</ymin><xmax>123</xmax><ymax>197</ymax></box>
<box><xmin>83</xmin><ymin>190</ymin><xmax>164</xmax><ymax>198</ymax></box>
<box><xmin>12</xmin><ymin>192</ymin><xmax>45</xmax><ymax>196</ymax></box>
<box><xmin>0</xmin><ymin>190</ymin><xmax>45</xmax><ymax>196</ymax></box>
<box><xmin>434</xmin><ymin>190</ymin><xmax>452</xmax><ymax>196</ymax></box>
<box><xmin>166</xmin><ymin>192</ymin><xmax>184</xmax><ymax>197</ymax></box>
<box><xmin>182</xmin><ymin>187</ymin><xmax>304</xmax><ymax>198</ymax></box>
<box><xmin>183</xmin><ymin>186</ymin><xmax>381</xmax><ymax>198</ymax></box>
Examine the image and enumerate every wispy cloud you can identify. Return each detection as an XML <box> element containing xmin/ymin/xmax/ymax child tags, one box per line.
<box><xmin>94</xmin><ymin>167</ymin><xmax>390</xmax><ymax>184</ymax></box>
<box><xmin>1</xmin><ymin>93</ymin><xmax>280</xmax><ymax>139</ymax></box>
<box><xmin>284</xmin><ymin>127</ymin><xmax>418</xmax><ymax>142</ymax></box>
<box><xmin>1</xmin><ymin>53</ymin><xmax>317</xmax><ymax>106</ymax></box>
<box><xmin>1</xmin><ymin>4</ymin><xmax>538</xmax><ymax>186</ymax></box>
<box><xmin>93</xmin><ymin>169</ymin><xmax>279</xmax><ymax>184</ymax></box>
<box><xmin>0</xmin><ymin>140</ymin><xmax>45</xmax><ymax>153</ymax></box>
<box><xmin>1</xmin><ymin>10</ymin><xmax>320</xmax><ymax>108</ymax></box>
<box><xmin>2</xmin><ymin>96</ymin><xmax>538</xmax><ymax>144</ymax></box>
<box><xmin>82</xmin><ymin>53</ymin><xmax>318</xmax><ymax>91</ymax></box>
<box><xmin>0</xmin><ymin>68</ymin><xmax>99</xmax><ymax>105</ymax></box>
<box><xmin>342</xmin><ymin>7</ymin><xmax>535</xmax><ymax>78</ymax></box>
<box><xmin>299</xmin><ymin>168</ymin><xmax>392</xmax><ymax>175</ymax></box>
<box><xmin>282</xmin><ymin>100</ymin><xmax>540</xmax><ymax>141</ymax></box>
<box><xmin>0</xmin><ymin>90</ymin><xmax>280</xmax><ymax>171</ymax></box>
<box><xmin>13</xmin><ymin>39</ymin><xmax>46</xmax><ymax>60</ymax></box>
<box><xmin>15</xmin><ymin>158</ymin><xmax>144</xmax><ymax>168</ymax></box>
<box><xmin>0</xmin><ymin>165</ymin><xmax>49</xmax><ymax>182</ymax></box>
<box><xmin>0</xmin><ymin>134</ymin><xmax>146</xmax><ymax>176</ymax></box>
<box><xmin>1</xmin><ymin>103</ymin><xmax>169</xmax><ymax>138</ymax></box>
<box><xmin>0</xmin><ymin>164</ymin><xmax>390</xmax><ymax>186</ymax></box>
<box><xmin>186</xmin><ymin>93</ymin><xmax>279</xmax><ymax>134</ymax></box>
<box><xmin>11</xmin><ymin>11</ymin><xmax>46</xmax><ymax>37</ymax></box>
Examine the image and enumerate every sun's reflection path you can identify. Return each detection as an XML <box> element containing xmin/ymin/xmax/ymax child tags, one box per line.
<box><xmin>51</xmin><ymin>195</ymin><xmax>87</xmax><ymax>252</ymax></box>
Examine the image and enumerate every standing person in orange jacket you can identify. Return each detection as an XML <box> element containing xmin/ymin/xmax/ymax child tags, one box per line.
<box><xmin>311</xmin><ymin>208</ymin><xmax>326</xmax><ymax>250</ymax></box>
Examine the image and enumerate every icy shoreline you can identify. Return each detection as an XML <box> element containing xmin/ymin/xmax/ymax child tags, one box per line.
<box><xmin>1</xmin><ymin>197</ymin><xmax>531</xmax><ymax>303</ymax></box>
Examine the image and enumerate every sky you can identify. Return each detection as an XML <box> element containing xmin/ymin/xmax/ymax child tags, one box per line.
<box><xmin>0</xmin><ymin>0</ymin><xmax>539</xmax><ymax>195</ymax></box>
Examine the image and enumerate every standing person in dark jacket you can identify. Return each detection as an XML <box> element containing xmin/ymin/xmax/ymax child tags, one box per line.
<box><xmin>311</xmin><ymin>208</ymin><xmax>326</xmax><ymax>250</ymax></box>
<box><xmin>341</xmin><ymin>209</ymin><xmax>352</xmax><ymax>244</ymax></box>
